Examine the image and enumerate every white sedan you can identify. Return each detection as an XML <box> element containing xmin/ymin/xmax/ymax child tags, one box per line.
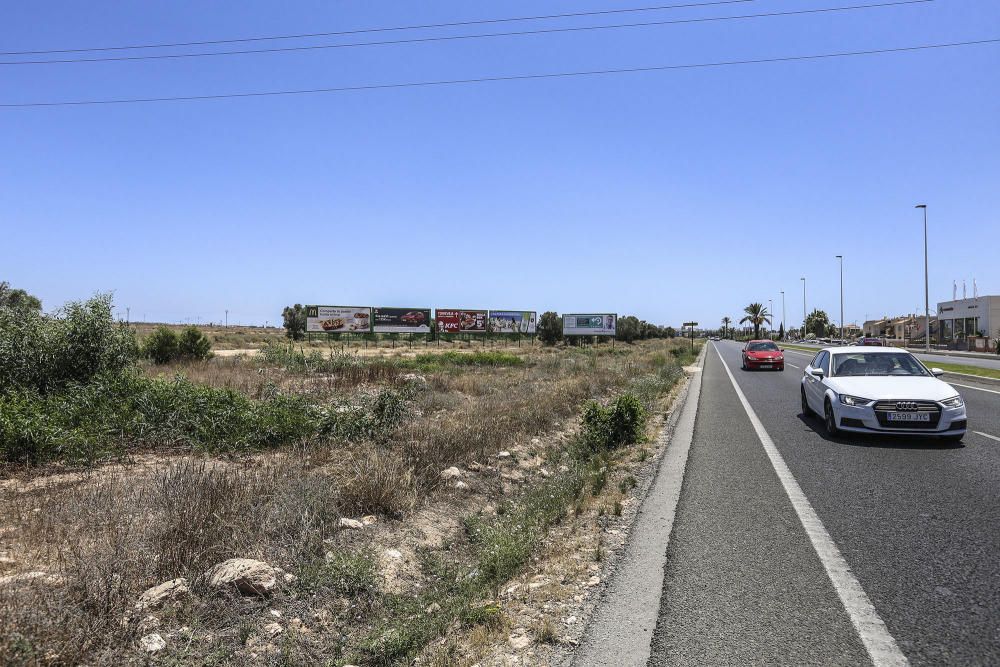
<box><xmin>800</xmin><ymin>347</ymin><xmax>967</xmax><ymax>442</ymax></box>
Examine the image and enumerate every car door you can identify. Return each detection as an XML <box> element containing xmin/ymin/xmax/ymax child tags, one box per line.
<box><xmin>805</xmin><ymin>351</ymin><xmax>828</xmax><ymax>410</ymax></box>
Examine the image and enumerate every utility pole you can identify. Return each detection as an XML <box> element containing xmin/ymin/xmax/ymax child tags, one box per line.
<box><xmin>801</xmin><ymin>277</ymin><xmax>807</xmax><ymax>337</ymax></box>
<box><xmin>836</xmin><ymin>255</ymin><xmax>844</xmax><ymax>340</ymax></box>
<box><xmin>225</xmin><ymin>309</ymin><xmax>229</xmax><ymax>328</ymax></box>
<box><xmin>126</xmin><ymin>307</ymin><xmax>130</xmax><ymax>324</ymax></box>
<box><xmin>768</xmin><ymin>299</ymin><xmax>774</xmax><ymax>339</ymax></box>
<box><xmin>916</xmin><ymin>204</ymin><xmax>930</xmax><ymax>352</ymax></box>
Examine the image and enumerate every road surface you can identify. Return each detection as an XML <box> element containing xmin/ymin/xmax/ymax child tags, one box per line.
<box><xmin>578</xmin><ymin>341</ymin><xmax>1000</xmax><ymax>666</ymax></box>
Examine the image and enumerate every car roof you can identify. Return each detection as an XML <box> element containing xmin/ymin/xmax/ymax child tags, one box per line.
<box><xmin>820</xmin><ymin>346</ymin><xmax>909</xmax><ymax>354</ymax></box>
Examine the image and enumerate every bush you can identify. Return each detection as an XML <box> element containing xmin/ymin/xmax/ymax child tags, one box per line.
<box><xmin>580</xmin><ymin>393</ymin><xmax>647</xmax><ymax>452</ymax></box>
<box><xmin>537</xmin><ymin>311</ymin><xmax>563</xmax><ymax>346</ymax></box>
<box><xmin>142</xmin><ymin>326</ymin><xmax>179</xmax><ymax>364</ymax></box>
<box><xmin>177</xmin><ymin>326</ymin><xmax>212</xmax><ymax>360</ymax></box>
<box><xmin>282</xmin><ymin>304</ymin><xmax>307</xmax><ymax>341</ymax></box>
<box><xmin>0</xmin><ymin>293</ymin><xmax>137</xmax><ymax>393</ymax></box>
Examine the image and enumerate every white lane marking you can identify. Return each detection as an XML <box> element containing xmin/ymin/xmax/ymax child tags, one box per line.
<box><xmin>787</xmin><ymin>363</ymin><xmax>801</xmax><ymax>369</ymax></box>
<box><xmin>974</xmin><ymin>431</ymin><xmax>1000</xmax><ymax>442</ymax></box>
<box><xmin>783</xmin><ymin>349</ymin><xmax>816</xmax><ymax>358</ymax></box>
<box><xmin>949</xmin><ymin>382</ymin><xmax>1000</xmax><ymax>396</ymax></box>
<box><xmin>711</xmin><ymin>344</ymin><xmax>909</xmax><ymax>667</ymax></box>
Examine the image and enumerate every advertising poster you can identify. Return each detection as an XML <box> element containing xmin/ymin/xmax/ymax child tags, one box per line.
<box><xmin>489</xmin><ymin>311</ymin><xmax>537</xmax><ymax>334</ymax></box>
<box><xmin>306</xmin><ymin>306</ymin><xmax>372</xmax><ymax>333</ymax></box>
<box><xmin>372</xmin><ymin>307</ymin><xmax>432</xmax><ymax>333</ymax></box>
<box><xmin>436</xmin><ymin>309</ymin><xmax>488</xmax><ymax>334</ymax></box>
<box><xmin>563</xmin><ymin>313</ymin><xmax>617</xmax><ymax>336</ymax></box>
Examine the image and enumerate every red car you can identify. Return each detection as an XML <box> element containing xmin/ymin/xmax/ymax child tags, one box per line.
<box><xmin>401</xmin><ymin>311</ymin><xmax>426</xmax><ymax>325</ymax></box>
<box><xmin>741</xmin><ymin>340</ymin><xmax>785</xmax><ymax>371</ymax></box>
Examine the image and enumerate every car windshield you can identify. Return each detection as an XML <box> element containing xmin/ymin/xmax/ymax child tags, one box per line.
<box><xmin>747</xmin><ymin>342</ymin><xmax>779</xmax><ymax>351</ymax></box>
<box><xmin>832</xmin><ymin>352</ymin><xmax>930</xmax><ymax>377</ymax></box>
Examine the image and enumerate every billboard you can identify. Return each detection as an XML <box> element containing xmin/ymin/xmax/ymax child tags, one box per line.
<box><xmin>563</xmin><ymin>313</ymin><xmax>616</xmax><ymax>336</ymax></box>
<box><xmin>436</xmin><ymin>309</ymin><xmax>488</xmax><ymax>334</ymax></box>
<box><xmin>306</xmin><ymin>306</ymin><xmax>372</xmax><ymax>333</ymax></box>
<box><xmin>489</xmin><ymin>310</ymin><xmax>537</xmax><ymax>334</ymax></box>
<box><xmin>372</xmin><ymin>307</ymin><xmax>432</xmax><ymax>333</ymax></box>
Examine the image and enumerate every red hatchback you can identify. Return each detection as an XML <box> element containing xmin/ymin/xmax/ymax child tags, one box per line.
<box><xmin>742</xmin><ymin>340</ymin><xmax>785</xmax><ymax>371</ymax></box>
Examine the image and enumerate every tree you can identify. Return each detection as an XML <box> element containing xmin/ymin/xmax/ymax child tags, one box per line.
<box><xmin>178</xmin><ymin>326</ymin><xmax>213</xmax><ymax>360</ymax></box>
<box><xmin>537</xmin><ymin>311</ymin><xmax>563</xmax><ymax>346</ymax></box>
<box><xmin>282</xmin><ymin>304</ymin><xmax>307</xmax><ymax>341</ymax></box>
<box><xmin>142</xmin><ymin>326</ymin><xmax>180</xmax><ymax>364</ymax></box>
<box><xmin>664</xmin><ymin>326</ymin><xmax>677</xmax><ymax>338</ymax></box>
<box><xmin>0</xmin><ymin>282</ymin><xmax>42</xmax><ymax>311</ymax></box>
<box><xmin>778</xmin><ymin>322</ymin><xmax>785</xmax><ymax>340</ymax></box>
<box><xmin>721</xmin><ymin>316</ymin><xmax>732</xmax><ymax>339</ymax></box>
<box><xmin>739</xmin><ymin>303</ymin><xmax>772</xmax><ymax>339</ymax></box>
<box><xmin>616</xmin><ymin>315</ymin><xmax>641</xmax><ymax>343</ymax></box>
<box><xmin>805</xmin><ymin>309</ymin><xmax>830</xmax><ymax>338</ymax></box>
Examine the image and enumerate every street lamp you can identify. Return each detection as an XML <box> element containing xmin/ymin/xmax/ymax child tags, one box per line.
<box><xmin>780</xmin><ymin>290</ymin><xmax>786</xmax><ymax>340</ymax></box>
<box><xmin>836</xmin><ymin>255</ymin><xmax>844</xmax><ymax>341</ymax></box>
<box><xmin>769</xmin><ymin>299</ymin><xmax>774</xmax><ymax>339</ymax></box>
<box><xmin>916</xmin><ymin>204</ymin><xmax>930</xmax><ymax>352</ymax></box>
<box><xmin>801</xmin><ymin>277</ymin><xmax>807</xmax><ymax>338</ymax></box>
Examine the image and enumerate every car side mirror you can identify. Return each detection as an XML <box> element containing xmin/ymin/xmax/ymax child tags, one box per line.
<box><xmin>931</xmin><ymin>368</ymin><xmax>944</xmax><ymax>377</ymax></box>
<box><xmin>812</xmin><ymin>368</ymin><xmax>825</xmax><ymax>378</ymax></box>
<box><xmin>779</xmin><ymin>348</ymin><xmax>785</xmax><ymax>352</ymax></box>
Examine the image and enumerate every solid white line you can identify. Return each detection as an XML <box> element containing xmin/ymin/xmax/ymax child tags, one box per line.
<box><xmin>949</xmin><ymin>382</ymin><xmax>1000</xmax><ymax>396</ymax></box>
<box><xmin>974</xmin><ymin>431</ymin><xmax>1000</xmax><ymax>442</ymax></box>
<box><xmin>711</xmin><ymin>343</ymin><xmax>909</xmax><ymax>667</ymax></box>
<box><xmin>787</xmin><ymin>363</ymin><xmax>801</xmax><ymax>369</ymax></box>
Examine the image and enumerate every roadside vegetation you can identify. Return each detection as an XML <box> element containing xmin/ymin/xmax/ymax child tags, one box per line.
<box><xmin>0</xmin><ymin>292</ymin><xmax>700</xmax><ymax>665</ymax></box>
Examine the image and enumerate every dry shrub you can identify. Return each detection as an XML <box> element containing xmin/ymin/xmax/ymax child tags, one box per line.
<box><xmin>336</xmin><ymin>448</ymin><xmax>417</xmax><ymax>518</ymax></box>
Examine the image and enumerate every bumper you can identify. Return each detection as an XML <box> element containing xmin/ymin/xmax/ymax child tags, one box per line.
<box><xmin>745</xmin><ymin>357</ymin><xmax>784</xmax><ymax>369</ymax></box>
<box><xmin>835</xmin><ymin>403</ymin><xmax>967</xmax><ymax>436</ymax></box>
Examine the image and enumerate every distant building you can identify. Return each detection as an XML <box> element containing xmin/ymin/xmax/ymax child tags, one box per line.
<box><xmin>937</xmin><ymin>295</ymin><xmax>1000</xmax><ymax>343</ymax></box>
<box><xmin>862</xmin><ymin>315</ymin><xmax>936</xmax><ymax>343</ymax></box>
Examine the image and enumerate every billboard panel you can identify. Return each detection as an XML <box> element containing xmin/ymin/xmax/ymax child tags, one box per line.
<box><xmin>372</xmin><ymin>307</ymin><xmax>432</xmax><ymax>333</ymax></box>
<box><xmin>306</xmin><ymin>306</ymin><xmax>372</xmax><ymax>333</ymax></box>
<box><xmin>436</xmin><ymin>309</ymin><xmax>488</xmax><ymax>334</ymax></box>
<box><xmin>489</xmin><ymin>311</ymin><xmax>537</xmax><ymax>334</ymax></box>
<box><xmin>563</xmin><ymin>313</ymin><xmax>616</xmax><ymax>336</ymax></box>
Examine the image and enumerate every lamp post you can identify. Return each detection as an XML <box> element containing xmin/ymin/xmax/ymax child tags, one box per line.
<box><xmin>836</xmin><ymin>255</ymin><xmax>844</xmax><ymax>341</ymax></box>
<box><xmin>769</xmin><ymin>299</ymin><xmax>774</xmax><ymax>339</ymax></box>
<box><xmin>801</xmin><ymin>277</ymin><xmax>807</xmax><ymax>338</ymax></box>
<box><xmin>780</xmin><ymin>291</ymin><xmax>786</xmax><ymax>340</ymax></box>
<box><xmin>916</xmin><ymin>204</ymin><xmax>930</xmax><ymax>352</ymax></box>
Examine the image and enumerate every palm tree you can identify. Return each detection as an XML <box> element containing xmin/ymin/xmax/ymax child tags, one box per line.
<box><xmin>721</xmin><ymin>316</ymin><xmax>732</xmax><ymax>339</ymax></box>
<box><xmin>740</xmin><ymin>302</ymin><xmax>772</xmax><ymax>339</ymax></box>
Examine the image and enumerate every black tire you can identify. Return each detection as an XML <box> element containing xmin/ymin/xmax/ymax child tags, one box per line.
<box><xmin>823</xmin><ymin>398</ymin><xmax>840</xmax><ymax>437</ymax></box>
<box><xmin>801</xmin><ymin>387</ymin><xmax>813</xmax><ymax>416</ymax></box>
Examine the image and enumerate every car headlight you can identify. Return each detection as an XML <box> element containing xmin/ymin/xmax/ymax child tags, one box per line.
<box><xmin>940</xmin><ymin>395</ymin><xmax>964</xmax><ymax>408</ymax></box>
<box><xmin>839</xmin><ymin>394</ymin><xmax>872</xmax><ymax>407</ymax></box>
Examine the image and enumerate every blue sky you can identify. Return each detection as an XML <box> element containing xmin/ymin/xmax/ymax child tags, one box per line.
<box><xmin>2</xmin><ymin>0</ymin><xmax>998</xmax><ymax>329</ymax></box>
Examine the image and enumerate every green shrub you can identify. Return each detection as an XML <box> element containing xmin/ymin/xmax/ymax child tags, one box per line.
<box><xmin>177</xmin><ymin>326</ymin><xmax>212</xmax><ymax>360</ymax></box>
<box><xmin>0</xmin><ymin>294</ymin><xmax>137</xmax><ymax>392</ymax></box>
<box><xmin>581</xmin><ymin>393</ymin><xmax>647</xmax><ymax>452</ymax></box>
<box><xmin>142</xmin><ymin>326</ymin><xmax>180</xmax><ymax>364</ymax></box>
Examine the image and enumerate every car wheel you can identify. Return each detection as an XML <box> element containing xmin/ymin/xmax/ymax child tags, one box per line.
<box><xmin>801</xmin><ymin>387</ymin><xmax>812</xmax><ymax>416</ymax></box>
<box><xmin>823</xmin><ymin>398</ymin><xmax>840</xmax><ymax>437</ymax></box>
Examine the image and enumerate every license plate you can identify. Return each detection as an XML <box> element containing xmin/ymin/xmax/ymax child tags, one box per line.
<box><xmin>887</xmin><ymin>412</ymin><xmax>930</xmax><ymax>422</ymax></box>
<box><xmin>760</xmin><ymin>364</ymin><xmax>772</xmax><ymax>369</ymax></box>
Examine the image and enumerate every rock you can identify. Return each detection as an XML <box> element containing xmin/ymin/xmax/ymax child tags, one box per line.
<box><xmin>530</xmin><ymin>438</ymin><xmax>541</xmax><ymax>446</ymax></box>
<box><xmin>441</xmin><ymin>466</ymin><xmax>462</xmax><ymax>480</ymax></box>
<box><xmin>339</xmin><ymin>517</ymin><xmax>364</xmax><ymax>530</ymax></box>
<box><xmin>455</xmin><ymin>481</ymin><xmax>469</xmax><ymax>490</ymax></box>
<box><xmin>0</xmin><ymin>571</ymin><xmax>65</xmax><ymax>588</ymax></box>
<box><xmin>426</xmin><ymin>602</ymin><xmax>441</xmax><ymax>614</ymax></box>
<box><xmin>565</xmin><ymin>615</ymin><xmax>578</xmax><ymax>625</ymax></box>
<box><xmin>586</xmin><ymin>576</ymin><xmax>601</xmax><ymax>587</ymax></box>
<box><xmin>139</xmin><ymin>633</ymin><xmax>166</xmax><ymax>653</ymax></box>
<box><xmin>540</xmin><ymin>469</ymin><xmax>552</xmax><ymax>478</ymax></box>
<box><xmin>497</xmin><ymin>451</ymin><xmax>512</xmax><ymax>459</ymax></box>
<box><xmin>135</xmin><ymin>577</ymin><xmax>190</xmax><ymax>611</ymax></box>
<box><xmin>203</xmin><ymin>559</ymin><xmax>278</xmax><ymax>596</ymax></box>
<box><xmin>509</xmin><ymin>634</ymin><xmax>532</xmax><ymax>650</ymax></box>
<box><xmin>268</xmin><ymin>609</ymin><xmax>282</xmax><ymax>619</ymax></box>
<box><xmin>282</xmin><ymin>572</ymin><xmax>297</xmax><ymax>584</ymax></box>
<box><xmin>361</xmin><ymin>515</ymin><xmax>378</xmax><ymax>526</ymax></box>
<box><xmin>263</xmin><ymin>622</ymin><xmax>284</xmax><ymax>638</ymax></box>
<box><xmin>382</xmin><ymin>549</ymin><xmax>403</xmax><ymax>561</ymax></box>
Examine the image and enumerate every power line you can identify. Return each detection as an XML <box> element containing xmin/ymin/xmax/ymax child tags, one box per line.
<box><xmin>1</xmin><ymin>0</ymin><xmax>758</xmax><ymax>56</ymax></box>
<box><xmin>0</xmin><ymin>1</ymin><xmax>934</xmax><ymax>66</ymax></box>
<box><xmin>3</xmin><ymin>37</ymin><xmax>995</xmax><ymax>109</ymax></box>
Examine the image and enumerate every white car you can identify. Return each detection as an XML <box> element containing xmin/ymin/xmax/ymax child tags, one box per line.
<box><xmin>800</xmin><ymin>347</ymin><xmax>966</xmax><ymax>442</ymax></box>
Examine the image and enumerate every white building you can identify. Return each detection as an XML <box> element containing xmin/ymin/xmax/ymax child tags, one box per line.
<box><xmin>936</xmin><ymin>295</ymin><xmax>1000</xmax><ymax>343</ymax></box>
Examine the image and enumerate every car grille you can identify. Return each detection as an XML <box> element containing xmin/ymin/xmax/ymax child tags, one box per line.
<box><xmin>872</xmin><ymin>400</ymin><xmax>941</xmax><ymax>429</ymax></box>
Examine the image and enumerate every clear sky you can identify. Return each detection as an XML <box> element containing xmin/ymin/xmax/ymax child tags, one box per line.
<box><xmin>2</xmin><ymin>0</ymin><xmax>998</xmax><ymax>329</ymax></box>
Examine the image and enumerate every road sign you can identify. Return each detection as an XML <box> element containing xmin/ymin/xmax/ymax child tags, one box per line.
<box><xmin>683</xmin><ymin>322</ymin><xmax>698</xmax><ymax>327</ymax></box>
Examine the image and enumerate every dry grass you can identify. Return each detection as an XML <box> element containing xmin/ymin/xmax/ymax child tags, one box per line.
<box><xmin>0</xmin><ymin>339</ymin><xmax>697</xmax><ymax>665</ymax></box>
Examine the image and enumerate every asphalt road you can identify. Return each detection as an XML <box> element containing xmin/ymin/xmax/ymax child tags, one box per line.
<box><xmin>646</xmin><ymin>341</ymin><xmax>1000</xmax><ymax>666</ymax></box>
